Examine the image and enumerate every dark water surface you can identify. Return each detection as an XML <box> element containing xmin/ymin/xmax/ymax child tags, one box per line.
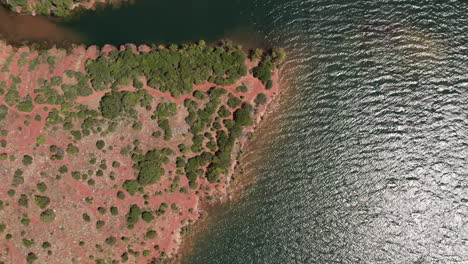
<box><xmin>7</xmin><ymin>0</ymin><xmax>468</xmax><ymax>263</ymax></box>
<box><xmin>61</xmin><ymin>0</ymin><xmax>261</xmax><ymax>46</ymax></box>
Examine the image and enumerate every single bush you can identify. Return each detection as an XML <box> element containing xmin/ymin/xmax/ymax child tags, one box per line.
<box><xmin>34</xmin><ymin>195</ymin><xmax>50</xmax><ymax>209</ymax></box>
<box><xmin>40</xmin><ymin>209</ymin><xmax>56</xmax><ymax>223</ymax></box>
<box><xmin>255</xmin><ymin>93</ymin><xmax>267</xmax><ymax>105</ymax></box>
<box><xmin>96</xmin><ymin>140</ymin><xmax>105</xmax><ymax>150</ymax></box>
<box><xmin>145</xmin><ymin>230</ymin><xmax>157</xmax><ymax>239</ymax></box>
<box><xmin>141</xmin><ymin>211</ymin><xmax>154</xmax><ymax>223</ymax></box>
<box><xmin>22</xmin><ymin>155</ymin><xmax>33</xmax><ymax>165</ymax></box>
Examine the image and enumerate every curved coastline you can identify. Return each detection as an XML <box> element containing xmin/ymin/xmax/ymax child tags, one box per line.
<box><xmin>169</xmin><ymin>66</ymin><xmax>282</xmax><ymax>264</ymax></box>
<box><xmin>0</xmin><ymin>37</ymin><xmax>283</xmax><ymax>263</ymax></box>
<box><xmin>172</xmin><ymin>65</ymin><xmax>287</xmax><ymax>264</ymax></box>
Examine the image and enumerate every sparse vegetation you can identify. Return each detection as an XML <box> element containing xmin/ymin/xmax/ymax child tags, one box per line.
<box><xmin>0</xmin><ymin>40</ymin><xmax>281</xmax><ymax>263</ymax></box>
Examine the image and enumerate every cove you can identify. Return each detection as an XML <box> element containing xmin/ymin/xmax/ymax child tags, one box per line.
<box><xmin>60</xmin><ymin>0</ymin><xmax>266</xmax><ymax>46</ymax></box>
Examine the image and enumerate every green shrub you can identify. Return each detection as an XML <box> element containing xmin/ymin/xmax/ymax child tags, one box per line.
<box><xmin>70</xmin><ymin>130</ymin><xmax>82</xmax><ymax>140</ymax></box>
<box><xmin>235</xmin><ymin>85</ymin><xmax>248</xmax><ymax>93</ymax></box>
<box><xmin>71</xmin><ymin>171</ymin><xmax>81</xmax><ymax>180</ymax></box>
<box><xmin>227</xmin><ymin>94</ymin><xmax>242</xmax><ymax>109</ymax></box>
<box><xmin>17</xmin><ymin>99</ymin><xmax>34</xmax><ymax>112</ymax></box>
<box><xmin>105</xmin><ymin>236</ymin><xmax>116</xmax><ymax>246</ymax></box>
<box><xmin>251</xmin><ymin>48</ymin><xmax>264</xmax><ymax>61</ymax></box>
<box><xmin>40</xmin><ymin>209</ymin><xmax>56</xmax><ymax>223</ymax></box>
<box><xmin>141</xmin><ymin>211</ymin><xmax>154</xmax><ymax>223</ymax></box>
<box><xmin>21</xmin><ymin>218</ymin><xmax>30</xmax><ymax>226</ymax></box>
<box><xmin>18</xmin><ymin>194</ymin><xmax>28</xmax><ymax>207</ymax></box>
<box><xmin>255</xmin><ymin>93</ymin><xmax>267</xmax><ymax>105</ymax></box>
<box><xmin>37</xmin><ymin>182</ymin><xmax>47</xmax><ymax>192</ymax></box>
<box><xmin>112</xmin><ymin>161</ymin><xmax>120</xmax><ymax>168</ymax></box>
<box><xmin>36</xmin><ymin>135</ymin><xmax>46</xmax><ymax>145</ymax></box>
<box><xmin>193</xmin><ymin>91</ymin><xmax>205</xmax><ymax>100</ymax></box>
<box><xmin>156</xmin><ymin>203</ymin><xmax>168</xmax><ymax>216</ymax></box>
<box><xmin>22</xmin><ymin>238</ymin><xmax>35</xmax><ymax>248</ymax></box>
<box><xmin>117</xmin><ymin>191</ymin><xmax>125</xmax><ymax>200</ymax></box>
<box><xmin>96</xmin><ymin>140</ymin><xmax>106</xmax><ymax>150</ymax></box>
<box><xmin>66</xmin><ymin>144</ymin><xmax>79</xmax><ymax>154</ymax></box>
<box><xmin>233</xmin><ymin>107</ymin><xmax>253</xmax><ymax>127</ymax></box>
<box><xmin>110</xmin><ymin>206</ymin><xmax>118</xmax><ymax>216</ymax></box>
<box><xmin>82</xmin><ymin>213</ymin><xmax>91</xmax><ymax>222</ymax></box>
<box><xmin>22</xmin><ymin>155</ymin><xmax>33</xmax><ymax>165</ymax></box>
<box><xmin>34</xmin><ymin>195</ymin><xmax>50</xmax><ymax>209</ymax></box>
<box><xmin>217</xmin><ymin>105</ymin><xmax>231</xmax><ymax>118</ymax></box>
<box><xmin>0</xmin><ymin>105</ymin><xmax>9</xmax><ymax>120</ymax></box>
<box><xmin>122</xmin><ymin>180</ymin><xmax>138</xmax><ymax>195</ymax></box>
<box><xmin>126</xmin><ymin>205</ymin><xmax>141</xmax><ymax>226</ymax></box>
<box><xmin>58</xmin><ymin>165</ymin><xmax>68</xmax><ymax>174</ymax></box>
<box><xmin>145</xmin><ymin>230</ymin><xmax>157</xmax><ymax>239</ymax></box>
<box><xmin>97</xmin><ymin>207</ymin><xmax>106</xmax><ymax>215</ymax></box>
<box><xmin>12</xmin><ymin>169</ymin><xmax>24</xmax><ymax>187</ymax></box>
<box><xmin>96</xmin><ymin>220</ymin><xmax>105</xmax><ymax>229</ymax></box>
<box><xmin>132</xmin><ymin>121</ymin><xmax>142</xmax><ymax>130</ymax></box>
<box><xmin>26</xmin><ymin>252</ymin><xmax>38</xmax><ymax>263</ymax></box>
<box><xmin>253</xmin><ymin>56</ymin><xmax>275</xmax><ymax>84</ymax></box>
<box><xmin>42</xmin><ymin>241</ymin><xmax>51</xmax><ymax>248</ymax></box>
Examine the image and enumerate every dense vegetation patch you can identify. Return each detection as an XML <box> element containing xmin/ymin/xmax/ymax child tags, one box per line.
<box><xmin>4</xmin><ymin>0</ymin><xmax>87</xmax><ymax>17</ymax></box>
<box><xmin>86</xmin><ymin>43</ymin><xmax>247</xmax><ymax>97</ymax></box>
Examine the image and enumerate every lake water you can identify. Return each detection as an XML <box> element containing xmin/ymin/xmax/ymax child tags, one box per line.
<box><xmin>3</xmin><ymin>0</ymin><xmax>468</xmax><ymax>263</ymax></box>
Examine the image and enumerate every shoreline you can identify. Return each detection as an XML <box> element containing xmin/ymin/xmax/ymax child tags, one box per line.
<box><xmin>0</xmin><ymin>5</ymin><xmax>82</xmax><ymax>48</ymax></box>
<box><xmin>0</xmin><ymin>39</ymin><xmax>285</xmax><ymax>263</ymax></box>
<box><xmin>0</xmin><ymin>0</ymin><xmax>129</xmax><ymax>17</ymax></box>
<box><xmin>171</xmin><ymin>67</ymin><xmax>286</xmax><ymax>264</ymax></box>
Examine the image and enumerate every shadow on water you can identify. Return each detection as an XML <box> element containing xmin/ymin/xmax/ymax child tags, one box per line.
<box><xmin>0</xmin><ymin>6</ymin><xmax>81</xmax><ymax>48</ymax></box>
<box><xmin>0</xmin><ymin>0</ymin><xmax>268</xmax><ymax>49</ymax></box>
<box><xmin>61</xmin><ymin>0</ymin><xmax>260</xmax><ymax>46</ymax></box>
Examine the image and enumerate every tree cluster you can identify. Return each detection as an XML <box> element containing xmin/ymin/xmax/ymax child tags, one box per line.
<box><xmin>86</xmin><ymin>43</ymin><xmax>247</xmax><ymax>98</ymax></box>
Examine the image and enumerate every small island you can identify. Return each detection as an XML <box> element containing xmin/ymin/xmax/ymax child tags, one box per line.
<box><xmin>0</xmin><ymin>39</ymin><xmax>284</xmax><ymax>263</ymax></box>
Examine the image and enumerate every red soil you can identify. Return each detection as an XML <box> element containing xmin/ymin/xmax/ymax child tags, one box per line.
<box><xmin>0</xmin><ymin>41</ymin><xmax>280</xmax><ymax>263</ymax></box>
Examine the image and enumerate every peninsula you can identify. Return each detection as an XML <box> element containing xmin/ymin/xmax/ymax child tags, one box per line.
<box><xmin>0</xmin><ymin>40</ymin><xmax>283</xmax><ymax>263</ymax></box>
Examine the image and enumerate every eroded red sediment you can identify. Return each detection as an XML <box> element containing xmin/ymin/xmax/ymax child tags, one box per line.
<box><xmin>0</xmin><ymin>41</ymin><xmax>279</xmax><ymax>263</ymax></box>
<box><xmin>0</xmin><ymin>6</ymin><xmax>81</xmax><ymax>46</ymax></box>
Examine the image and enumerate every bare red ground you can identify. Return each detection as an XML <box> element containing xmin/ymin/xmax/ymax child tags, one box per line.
<box><xmin>0</xmin><ymin>41</ymin><xmax>280</xmax><ymax>263</ymax></box>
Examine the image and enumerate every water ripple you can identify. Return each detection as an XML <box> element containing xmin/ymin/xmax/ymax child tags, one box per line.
<box><xmin>184</xmin><ymin>0</ymin><xmax>468</xmax><ymax>263</ymax></box>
